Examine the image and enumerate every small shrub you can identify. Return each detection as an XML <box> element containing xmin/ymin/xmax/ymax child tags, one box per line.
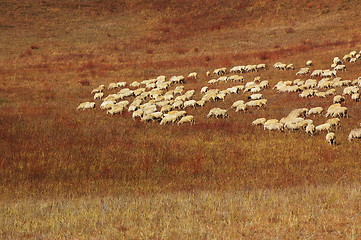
<box><xmin>285</xmin><ymin>27</ymin><xmax>295</xmax><ymax>34</ymax></box>
<box><xmin>79</xmin><ymin>80</ymin><xmax>90</xmax><ymax>86</ymax></box>
<box><xmin>30</xmin><ymin>45</ymin><xmax>40</xmax><ymax>50</ymax></box>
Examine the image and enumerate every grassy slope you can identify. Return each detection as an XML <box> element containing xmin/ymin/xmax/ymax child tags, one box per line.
<box><xmin>1</xmin><ymin>0</ymin><xmax>361</xmax><ymax>238</ymax></box>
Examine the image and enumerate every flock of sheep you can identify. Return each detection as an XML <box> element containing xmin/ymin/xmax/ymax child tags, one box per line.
<box><xmin>77</xmin><ymin>49</ymin><xmax>361</xmax><ymax>145</ymax></box>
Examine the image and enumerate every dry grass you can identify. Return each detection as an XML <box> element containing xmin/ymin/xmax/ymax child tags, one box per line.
<box><xmin>2</xmin><ymin>185</ymin><xmax>361</xmax><ymax>239</ymax></box>
<box><xmin>1</xmin><ymin>0</ymin><xmax>361</xmax><ymax>238</ymax></box>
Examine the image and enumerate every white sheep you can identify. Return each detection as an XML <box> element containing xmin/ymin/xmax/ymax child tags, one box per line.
<box><xmin>94</xmin><ymin>92</ymin><xmax>104</xmax><ymax>100</ymax></box>
<box><xmin>188</xmin><ymin>72</ymin><xmax>198</xmax><ymax>79</ymax></box>
<box><xmin>235</xmin><ymin>103</ymin><xmax>247</xmax><ymax>112</ymax></box>
<box><xmin>248</xmin><ymin>93</ymin><xmax>263</xmax><ymax>100</ymax></box>
<box><xmin>315</xmin><ymin>123</ymin><xmax>332</xmax><ymax>132</ymax></box>
<box><xmin>91</xmin><ymin>85</ymin><xmax>105</xmax><ymax>94</ymax></box>
<box><xmin>326</xmin><ymin>118</ymin><xmax>341</xmax><ymax>128</ymax></box>
<box><xmin>183</xmin><ymin>100</ymin><xmax>197</xmax><ymax>108</ymax></box>
<box><xmin>130</xmin><ymin>81</ymin><xmax>141</xmax><ymax>88</ymax></box>
<box><xmin>352</xmin><ymin>93</ymin><xmax>360</xmax><ymax>102</ymax></box>
<box><xmin>107</xmin><ymin>106</ymin><xmax>124</xmax><ymax>116</ymax></box>
<box><xmin>308</xmin><ymin>107</ymin><xmax>323</xmax><ymax>116</ymax></box>
<box><xmin>333</xmin><ymin>95</ymin><xmax>345</xmax><ymax>104</ymax></box>
<box><xmin>325</xmin><ymin>89</ymin><xmax>336</xmax><ymax>95</ymax></box>
<box><xmin>306</xmin><ymin>60</ymin><xmax>313</xmax><ymax>66</ymax></box>
<box><xmin>246</xmin><ymin>99</ymin><xmax>267</xmax><ymax>108</ymax></box>
<box><xmin>100</xmin><ymin>100</ymin><xmax>116</xmax><ymax>110</ymax></box>
<box><xmin>117</xmin><ymin>82</ymin><xmax>127</xmax><ymax>88</ymax></box>
<box><xmin>207</xmin><ymin>108</ymin><xmax>228</xmax><ymax>118</ymax></box>
<box><xmin>264</xmin><ymin>122</ymin><xmax>284</xmax><ymax>131</ymax></box>
<box><xmin>200</xmin><ymin>86</ymin><xmax>209</xmax><ymax>94</ymax></box>
<box><xmin>132</xmin><ymin>109</ymin><xmax>143</xmax><ymax>119</ymax></box>
<box><xmin>177</xmin><ymin>115</ymin><xmax>195</xmax><ymax>125</ymax></box>
<box><xmin>252</xmin><ymin>118</ymin><xmax>266</xmax><ymax>126</ymax></box>
<box><xmin>257</xmin><ymin>63</ymin><xmax>266</xmax><ymax>70</ymax></box>
<box><xmin>77</xmin><ymin>102</ymin><xmax>95</xmax><ymax>110</ymax></box>
<box><xmin>326</xmin><ymin>132</ymin><xmax>336</xmax><ymax>145</ymax></box>
<box><xmin>348</xmin><ymin>128</ymin><xmax>361</xmax><ymax>141</ymax></box>
<box><xmin>264</xmin><ymin>119</ymin><xmax>279</xmax><ymax>126</ymax></box>
<box><xmin>305</xmin><ymin>124</ymin><xmax>316</xmax><ymax>135</ymax></box>
<box><xmin>108</xmin><ymin>82</ymin><xmax>118</xmax><ymax>89</ymax></box>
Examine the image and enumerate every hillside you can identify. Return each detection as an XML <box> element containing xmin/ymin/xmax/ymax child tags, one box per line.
<box><xmin>1</xmin><ymin>0</ymin><xmax>361</xmax><ymax>239</ymax></box>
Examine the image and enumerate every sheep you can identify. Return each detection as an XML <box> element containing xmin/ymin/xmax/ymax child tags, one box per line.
<box><xmin>334</xmin><ymin>65</ymin><xmax>346</xmax><ymax>71</ymax></box>
<box><xmin>352</xmin><ymin>93</ymin><xmax>360</xmax><ymax>102</ymax></box>
<box><xmin>235</xmin><ymin>103</ymin><xmax>247</xmax><ymax>112</ymax></box>
<box><xmin>160</xmin><ymin>105</ymin><xmax>173</xmax><ymax>114</ymax></box>
<box><xmin>264</xmin><ymin>122</ymin><xmax>284</xmax><ymax>131</ymax></box>
<box><xmin>325</xmin><ymin>89</ymin><xmax>336</xmax><ymax>95</ymax></box>
<box><xmin>200</xmin><ymin>86</ymin><xmax>209</xmax><ymax>94</ymax></box>
<box><xmin>94</xmin><ymin>92</ymin><xmax>104</xmax><ymax>100</ymax></box>
<box><xmin>326</xmin><ymin>118</ymin><xmax>341</xmax><ymax>129</ymax></box>
<box><xmin>315</xmin><ymin>92</ymin><xmax>326</xmax><ymax>98</ymax></box>
<box><xmin>252</xmin><ymin>118</ymin><xmax>266</xmax><ymax>126</ymax></box>
<box><xmin>315</xmin><ymin>123</ymin><xmax>332</xmax><ymax>132</ymax></box>
<box><xmin>333</xmin><ymin>95</ymin><xmax>345</xmax><ymax>104</ymax></box>
<box><xmin>196</xmin><ymin>100</ymin><xmax>206</xmax><ymax>107</ymax></box>
<box><xmin>333</xmin><ymin>57</ymin><xmax>343</xmax><ymax>65</ymax></box>
<box><xmin>232</xmin><ymin>100</ymin><xmax>245</xmax><ymax>108</ymax></box>
<box><xmin>333</xmin><ymin>107</ymin><xmax>348</xmax><ymax>118</ymax></box>
<box><xmin>160</xmin><ymin>114</ymin><xmax>178</xmax><ymax>125</ymax></box>
<box><xmin>77</xmin><ymin>102</ymin><xmax>95</xmax><ymax>110</ymax></box>
<box><xmin>132</xmin><ymin>109</ymin><xmax>143</xmax><ymax>120</ymax></box>
<box><xmin>259</xmin><ymin>80</ymin><xmax>269</xmax><ymax>89</ymax></box>
<box><xmin>246</xmin><ymin>99</ymin><xmax>267</xmax><ymax>108</ymax></box>
<box><xmin>149</xmin><ymin>112</ymin><xmax>163</xmax><ymax>122</ymax></box>
<box><xmin>188</xmin><ymin>72</ymin><xmax>198</xmax><ymax>79</ymax></box>
<box><xmin>130</xmin><ymin>81</ymin><xmax>141</xmax><ymax>88</ymax></box>
<box><xmin>326</xmin><ymin>132</ymin><xmax>336</xmax><ymax>145</ymax></box>
<box><xmin>108</xmin><ymin>82</ymin><xmax>118</xmax><ymax>90</ymax></box>
<box><xmin>215</xmin><ymin>92</ymin><xmax>226</xmax><ymax>101</ymax></box>
<box><xmin>213</xmin><ymin>67</ymin><xmax>227</xmax><ymax>76</ymax></box>
<box><xmin>286</xmin><ymin>64</ymin><xmax>295</xmax><ymax>70</ymax></box>
<box><xmin>273</xmin><ymin>62</ymin><xmax>287</xmax><ymax>70</ymax></box>
<box><xmin>207</xmin><ymin>108</ymin><xmax>228</xmax><ymax>118</ymax></box>
<box><xmin>177</xmin><ymin>115</ymin><xmax>195</xmax><ymax>125</ymax></box>
<box><xmin>91</xmin><ymin>85</ymin><xmax>105</xmax><ymax>94</ymax></box>
<box><xmin>287</xmin><ymin>108</ymin><xmax>308</xmax><ymax>118</ymax></box>
<box><xmin>306</xmin><ymin>60</ymin><xmax>313</xmax><ymax>66</ymax></box>
<box><xmin>107</xmin><ymin>106</ymin><xmax>124</xmax><ymax>116</ymax></box>
<box><xmin>296</xmin><ymin>68</ymin><xmax>310</xmax><ymax>75</ymax></box>
<box><xmin>257</xmin><ymin>64</ymin><xmax>266</xmax><ymax>70</ymax></box>
<box><xmin>308</xmin><ymin>107</ymin><xmax>323</xmax><ymax>116</ymax></box>
<box><xmin>348</xmin><ymin>128</ymin><xmax>361</xmax><ymax>141</ymax></box>
<box><xmin>173</xmin><ymin>86</ymin><xmax>184</xmax><ymax>95</ymax></box>
<box><xmin>169</xmin><ymin>75</ymin><xmax>185</xmax><ymax>84</ymax></box>
<box><xmin>206</xmin><ymin>71</ymin><xmax>211</xmax><ymax>76</ymax></box>
<box><xmin>264</xmin><ymin>119</ymin><xmax>279</xmax><ymax>126</ymax></box>
<box><xmin>172</xmin><ymin>100</ymin><xmax>183</xmax><ymax>109</ymax></box>
<box><xmin>285</xmin><ymin>120</ymin><xmax>310</xmax><ymax>131</ymax></box>
<box><xmin>322</xmin><ymin>70</ymin><xmax>337</xmax><ymax>78</ymax></box>
<box><xmin>100</xmin><ymin>100</ymin><xmax>116</xmax><ymax>110</ymax></box>
<box><xmin>167</xmin><ymin>110</ymin><xmax>187</xmax><ymax>120</ymax></box>
<box><xmin>117</xmin><ymin>82</ymin><xmax>127</xmax><ymax>88</ymax></box>
<box><xmin>299</xmin><ymin>89</ymin><xmax>315</xmax><ymax>98</ymax></box>
<box><xmin>208</xmin><ymin>79</ymin><xmax>218</xmax><ymax>85</ymax></box>
<box><xmin>183</xmin><ymin>100</ymin><xmax>197</xmax><ymax>108</ymax></box>
<box><xmin>248</xmin><ymin>93</ymin><xmax>263</xmax><ymax>100</ymax></box>
<box><xmin>305</xmin><ymin>124</ymin><xmax>316</xmax><ymax>136</ymax></box>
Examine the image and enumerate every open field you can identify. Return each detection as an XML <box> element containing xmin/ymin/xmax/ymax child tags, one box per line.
<box><xmin>1</xmin><ymin>0</ymin><xmax>361</xmax><ymax>239</ymax></box>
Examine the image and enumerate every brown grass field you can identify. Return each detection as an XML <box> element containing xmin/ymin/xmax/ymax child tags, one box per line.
<box><xmin>1</xmin><ymin>0</ymin><xmax>361</xmax><ymax>239</ymax></box>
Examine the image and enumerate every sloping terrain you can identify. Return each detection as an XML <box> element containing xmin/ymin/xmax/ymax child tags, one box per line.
<box><xmin>1</xmin><ymin>0</ymin><xmax>361</xmax><ymax>238</ymax></box>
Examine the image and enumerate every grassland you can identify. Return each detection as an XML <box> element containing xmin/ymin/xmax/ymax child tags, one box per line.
<box><xmin>1</xmin><ymin>0</ymin><xmax>361</xmax><ymax>239</ymax></box>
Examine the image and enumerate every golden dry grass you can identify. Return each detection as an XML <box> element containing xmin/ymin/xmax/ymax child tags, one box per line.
<box><xmin>1</xmin><ymin>0</ymin><xmax>361</xmax><ymax>238</ymax></box>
